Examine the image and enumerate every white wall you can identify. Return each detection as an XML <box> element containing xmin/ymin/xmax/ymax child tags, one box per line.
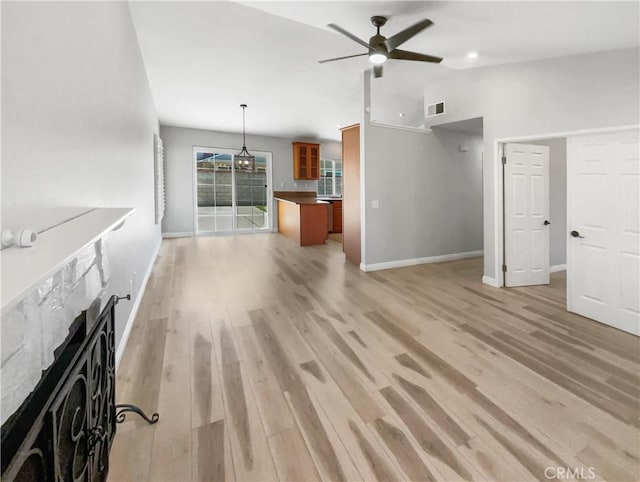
<box><xmin>362</xmin><ymin>124</ymin><xmax>483</xmax><ymax>267</ymax></box>
<box><xmin>525</xmin><ymin>138</ymin><xmax>567</xmax><ymax>268</ymax></box>
<box><xmin>1</xmin><ymin>2</ymin><xmax>160</xmax><ymax>346</ymax></box>
<box><xmin>160</xmin><ymin>125</ymin><xmax>341</xmax><ymax>235</ymax></box>
<box><xmin>424</xmin><ymin>48</ymin><xmax>639</xmax><ymax>281</ymax></box>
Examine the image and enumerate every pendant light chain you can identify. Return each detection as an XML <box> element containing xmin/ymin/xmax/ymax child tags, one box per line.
<box><xmin>236</xmin><ymin>103</ymin><xmax>255</xmax><ymax>171</ymax></box>
<box><xmin>241</xmin><ymin>104</ymin><xmax>247</xmax><ymax>150</ymax></box>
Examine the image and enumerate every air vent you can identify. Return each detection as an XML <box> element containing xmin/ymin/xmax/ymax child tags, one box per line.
<box><xmin>426</xmin><ymin>101</ymin><xmax>445</xmax><ymax>118</ymax></box>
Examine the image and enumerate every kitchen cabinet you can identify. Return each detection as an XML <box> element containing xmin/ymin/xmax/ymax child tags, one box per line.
<box><xmin>332</xmin><ymin>200</ymin><xmax>342</xmax><ymax>233</ymax></box>
<box><xmin>341</xmin><ymin>125</ymin><xmax>360</xmax><ymax>265</ymax></box>
<box><xmin>276</xmin><ymin>195</ymin><xmax>329</xmax><ymax>246</ymax></box>
<box><xmin>293</xmin><ymin>142</ymin><xmax>320</xmax><ymax>180</ymax></box>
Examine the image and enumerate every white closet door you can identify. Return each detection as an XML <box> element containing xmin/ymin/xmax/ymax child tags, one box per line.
<box><xmin>504</xmin><ymin>143</ymin><xmax>550</xmax><ymax>287</ymax></box>
<box><xmin>567</xmin><ymin>129</ymin><xmax>640</xmax><ymax>335</ymax></box>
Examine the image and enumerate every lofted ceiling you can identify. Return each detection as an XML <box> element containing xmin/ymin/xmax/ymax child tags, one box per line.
<box><xmin>129</xmin><ymin>1</ymin><xmax>639</xmax><ymax>141</ymax></box>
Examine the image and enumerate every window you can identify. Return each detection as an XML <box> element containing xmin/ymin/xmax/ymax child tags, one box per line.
<box><xmin>318</xmin><ymin>159</ymin><xmax>342</xmax><ymax>197</ymax></box>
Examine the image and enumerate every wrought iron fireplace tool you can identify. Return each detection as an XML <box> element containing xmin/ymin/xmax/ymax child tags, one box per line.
<box><xmin>114</xmin><ymin>294</ymin><xmax>160</xmax><ymax>425</ymax></box>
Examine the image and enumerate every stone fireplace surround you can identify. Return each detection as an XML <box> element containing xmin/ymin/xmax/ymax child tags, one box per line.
<box><xmin>1</xmin><ymin>208</ymin><xmax>133</xmax><ymax>425</ymax></box>
<box><xmin>1</xmin><ymin>238</ymin><xmax>109</xmax><ymax>426</ymax></box>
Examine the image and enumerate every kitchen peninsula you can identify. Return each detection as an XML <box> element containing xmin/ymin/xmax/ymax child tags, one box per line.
<box><xmin>275</xmin><ymin>192</ymin><xmax>329</xmax><ymax>246</ymax></box>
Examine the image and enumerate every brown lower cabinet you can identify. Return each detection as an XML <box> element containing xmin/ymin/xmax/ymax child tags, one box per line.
<box><xmin>277</xmin><ymin>198</ymin><xmax>328</xmax><ymax>246</ymax></box>
<box><xmin>332</xmin><ymin>200</ymin><xmax>342</xmax><ymax>233</ymax></box>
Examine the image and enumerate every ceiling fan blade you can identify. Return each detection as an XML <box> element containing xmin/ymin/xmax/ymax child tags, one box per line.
<box><xmin>384</xmin><ymin>19</ymin><xmax>433</xmax><ymax>51</ymax></box>
<box><xmin>388</xmin><ymin>49</ymin><xmax>443</xmax><ymax>63</ymax></box>
<box><xmin>318</xmin><ymin>53</ymin><xmax>368</xmax><ymax>64</ymax></box>
<box><xmin>327</xmin><ymin>23</ymin><xmax>373</xmax><ymax>51</ymax></box>
<box><xmin>373</xmin><ymin>65</ymin><xmax>383</xmax><ymax>78</ymax></box>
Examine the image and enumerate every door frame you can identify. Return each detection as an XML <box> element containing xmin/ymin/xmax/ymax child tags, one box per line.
<box><xmin>192</xmin><ymin>145</ymin><xmax>274</xmax><ymax>235</ymax></box>
<box><xmin>491</xmin><ymin>124</ymin><xmax>639</xmax><ymax>288</ymax></box>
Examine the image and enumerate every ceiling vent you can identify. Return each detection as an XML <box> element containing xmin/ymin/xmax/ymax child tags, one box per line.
<box><xmin>426</xmin><ymin>101</ymin><xmax>445</xmax><ymax>118</ymax></box>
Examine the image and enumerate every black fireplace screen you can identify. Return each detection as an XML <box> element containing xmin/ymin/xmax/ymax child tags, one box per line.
<box><xmin>2</xmin><ymin>295</ymin><xmax>116</xmax><ymax>481</ymax></box>
<box><xmin>1</xmin><ymin>293</ymin><xmax>161</xmax><ymax>481</ymax></box>
<box><xmin>2</xmin><ymin>294</ymin><xmax>159</xmax><ymax>482</ymax></box>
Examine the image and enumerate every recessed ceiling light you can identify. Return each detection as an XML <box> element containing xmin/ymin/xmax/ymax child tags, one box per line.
<box><xmin>398</xmin><ymin>113</ymin><xmax>406</xmax><ymax>117</ymax></box>
<box><xmin>467</xmin><ymin>51</ymin><xmax>479</xmax><ymax>60</ymax></box>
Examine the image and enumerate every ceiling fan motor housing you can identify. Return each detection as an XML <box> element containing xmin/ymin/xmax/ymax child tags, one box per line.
<box><xmin>369</xmin><ymin>34</ymin><xmax>387</xmax><ymax>49</ymax></box>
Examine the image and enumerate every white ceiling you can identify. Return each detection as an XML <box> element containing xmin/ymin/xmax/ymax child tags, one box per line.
<box><xmin>129</xmin><ymin>1</ymin><xmax>639</xmax><ymax>141</ymax></box>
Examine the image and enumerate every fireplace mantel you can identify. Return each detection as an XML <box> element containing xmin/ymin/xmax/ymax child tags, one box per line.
<box><xmin>1</xmin><ymin>207</ymin><xmax>134</xmax><ymax>315</ymax></box>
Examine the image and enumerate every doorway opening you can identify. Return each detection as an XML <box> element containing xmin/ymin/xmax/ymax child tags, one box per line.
<box><xmin>193</xmin><ymin>146</ymin><xmax>273</xmax><ymax>235</ymax></box>
<box><xmin>431</xmin><ymin>116</ymin><xmax>485</xmax><ymax>275</ymax></box>
<box><xmin>496</xmin><ymin>126</ymin><xmax>639</xmax><ymax>335</ymax></box>
<box><xmin>501</xmin><ymin>138</ymin><xmax>567</xmax><ymax>289</ymax></box>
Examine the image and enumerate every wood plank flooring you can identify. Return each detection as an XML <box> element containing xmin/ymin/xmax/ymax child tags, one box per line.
<box><xmin>109</xmin><ymin>234</ymin><xmax>639</xmax><ymax>482</ymax></box>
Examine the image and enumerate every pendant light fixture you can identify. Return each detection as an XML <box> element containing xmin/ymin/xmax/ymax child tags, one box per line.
<box><xmin>235</xmin><ymin>103</ymin><xmax>255</xmax><ymax>172</ymax></box>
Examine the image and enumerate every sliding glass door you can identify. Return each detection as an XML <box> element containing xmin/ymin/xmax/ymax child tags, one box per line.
<box><xmin>194</xmin><ymin>147</ymin><xmax>271</xmax><ymax>234</ymax></box>
<box><xmin>235</xmin><ymin>154</ymin><xmax>269</xmax><ymax>230</ymax></box>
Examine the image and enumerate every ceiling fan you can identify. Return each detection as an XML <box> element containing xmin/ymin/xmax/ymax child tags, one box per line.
<box><xmin>319</xmin><ymin>16</ymin><xmax>442</xmax><ymax>78</ymax></box>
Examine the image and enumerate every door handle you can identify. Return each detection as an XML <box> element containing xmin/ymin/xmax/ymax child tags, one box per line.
<box><xmin>544</xmin><ymin>220</ymin><xmax>550</xmax><ymax>225</ymax></box>
<box><xmin>570</xmin><ymin>230</ymin><xmax>584</xmax><ymax>238</ymax></box>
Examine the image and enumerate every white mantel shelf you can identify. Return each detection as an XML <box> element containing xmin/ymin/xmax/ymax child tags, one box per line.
<box><xmin>1</xmin><ymin>207</ymin><xmax>134</xmax><ymax>315</ymax></box>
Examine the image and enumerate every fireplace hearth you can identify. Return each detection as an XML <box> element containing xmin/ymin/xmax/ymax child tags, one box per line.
<box><xmin>1</xmin><ymin>295</ymin><xmax>159</xmax><ymax>481</ymax></box>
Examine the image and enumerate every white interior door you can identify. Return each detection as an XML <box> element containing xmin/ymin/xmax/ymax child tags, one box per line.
<box><xmin>504</xmin><ymin>143</ymin><xmax>550</xmax><ymax>287</ymax></box>
<box><xmin>567</xmin><ymin>129</ymin><xmax>639</xmax><ymax>335</ymax></box>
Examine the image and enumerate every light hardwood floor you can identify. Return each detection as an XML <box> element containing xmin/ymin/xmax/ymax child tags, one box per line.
<box><xmin>109</xmin><ymin>234</ymin><xmax>639</xmax><ymax>482</ymax></box>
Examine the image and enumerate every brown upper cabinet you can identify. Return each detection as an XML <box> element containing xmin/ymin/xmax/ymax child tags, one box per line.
<box><xmin>293</xmin><ymin>142</ymin><xmax>320</xmax><ymax>180</ymax></box>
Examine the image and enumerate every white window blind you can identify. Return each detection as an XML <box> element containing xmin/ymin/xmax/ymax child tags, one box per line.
<box><xmin>154</xmin><ymin>134</ymin><xmax>165</xmax><ymax>224</ymax></box>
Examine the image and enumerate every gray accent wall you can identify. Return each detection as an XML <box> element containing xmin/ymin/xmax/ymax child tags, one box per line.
<box><xmin>525</xmin><ymin>138</ymin><xmax>567</xmax><ymax>268</ymax></box>
<box><xmin>424</xmin><ymin>48</ymin><xmax>639</xmax><ymax>281</ymax></box>
<box><xmin>362</xmin><ymin>124</ymin><xmax>483</xmax><ymax>266</ymax></box>
<box><xmin>159</xmin><ymin>125</ymin><xmax>341</xmax><ymax>234</ymax></box>
<box><xmin>1</xmin><ymin>2</ymin><xmax>161</xmax><ymax>347</ymax></box>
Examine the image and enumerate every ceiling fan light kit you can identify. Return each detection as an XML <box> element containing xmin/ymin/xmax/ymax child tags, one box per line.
<box><xmin>369</xmin><ymin>52</ymin><xmax>387</xmax><ymax>65</ymax></box>
<box><xmin>320</xmin><ymin>15</ymin><xmax>443</xmax><ymax>78</ymax></box>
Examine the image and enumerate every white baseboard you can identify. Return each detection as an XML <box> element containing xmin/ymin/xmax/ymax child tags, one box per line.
<box><xmin>162</xmin><ymin>231</ymin><xmax>193</xmax><ymax>238</ymax></box>
<box><xmin>550</xmin><ymin>264</ymin><xmax>567</xmax><ymax>273</ymax></box>
<box><xmin>115</xmin><ymin>236</ymin><xmax>161</xmax><ymax>370</ymax></box>
<box><xmin>482</xmin><ymin>275</ymin><xmax>501</xmax><ymax>288</ymax></box>
<box><xmin>360</xmin><ymin>250</ymin><xmax>483</xmax><ymax>272</ymax></box>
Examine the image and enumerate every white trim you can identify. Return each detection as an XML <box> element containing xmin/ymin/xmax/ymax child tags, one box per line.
<box><xmin>196</xmin><ymin>229</ymin><xmax>267</xmax><ymax>237</ymax></box>
<box><xmin>360</xmin><ymin>250</ymin><xmax>483</xmax><ymax>272</ymax></box>
<box><xmin>162</xmin><ymin>231</ymin><xmax>193</xmax><ymax>238</ymax></box>
<box><xmin>115</xmin><ymin>236</ymin><xmax>161</xmax><ymax>370</ymax></box>
<box><xmin>368</xmin><ymin>121</ymin><xmax>432</xmax><ymax>134</ymax></box>
<box><xmin>550</xmin><ymin>264</ymin><xmax>567</xmax><ymax>273</ymax></box>
<box><xmin>492</xmin><ymin>124</ymin><xmax>640</xmax><ymax>287</ymax></box>
<box><xmin>482</xmin><ymin>275</ymin><xmax>501</xmax><ymax>288</ymax></box>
